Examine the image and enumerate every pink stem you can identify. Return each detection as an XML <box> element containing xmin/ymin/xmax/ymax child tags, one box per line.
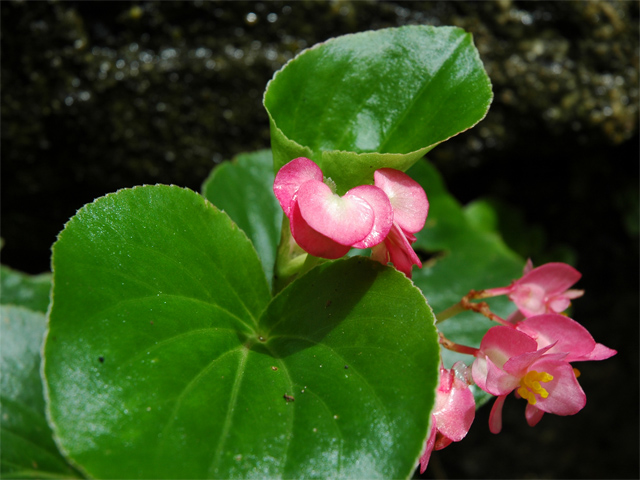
<box><xmin>438</xmin><ymin>332</ymin><xmax>479</xmax><ymax>356</ymax></box>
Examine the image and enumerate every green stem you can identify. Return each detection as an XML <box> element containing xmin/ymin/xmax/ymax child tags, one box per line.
<box><xmin>435</xmin><ymin>291</ymin><xmax>512</xmax><ymax>327</ymax></box>
<box><xmin>272</xmin><ymin>217</ymin><xmax>324</xmax><ymax>294</ymax></box>
<box><xmin>435</xmin><ymin>301</ymin><xmax>466</xmax><ymax>324</ymax></box>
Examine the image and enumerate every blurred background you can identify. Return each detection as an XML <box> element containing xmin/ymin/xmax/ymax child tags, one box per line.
<box><xmin>2</xmin><ymin>1</ymin><xmax>638</xmax><ymax>478</ymax></box>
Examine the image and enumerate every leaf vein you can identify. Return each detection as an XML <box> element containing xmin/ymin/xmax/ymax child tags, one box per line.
<box><xmin>207</xmin><ymin>347</ymin><xmax>250</xmax><ymax>477</ymax></box>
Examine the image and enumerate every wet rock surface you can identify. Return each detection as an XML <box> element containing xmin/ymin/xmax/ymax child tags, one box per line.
<box><xmin>2</xmin><ymin>1</ymin><xmax>637</xmax><ymax>478</ymax></box>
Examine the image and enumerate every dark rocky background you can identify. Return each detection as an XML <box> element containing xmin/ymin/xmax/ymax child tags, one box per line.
<box><xmin>2</xmin><ymin>1</ymin><xmax>638</xmax><ymax>478</ymax></box>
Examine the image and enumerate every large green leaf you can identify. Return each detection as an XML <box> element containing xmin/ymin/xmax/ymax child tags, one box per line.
<box><xmin>44</xmin><ymin>185</ymin><xmax>439</xmax><ymax>478</ymax></box>
<box><xmin>0</xmin><ymin>305</ymin><xmax>80</xmax><ymax>479</ymax></box>
<box><xmin>255</xmin><ymin>258</ymin><xmax>438</xmax><ymax>478</ymax></box>
<box><xmin>407</xmin><ymin>160</ymin><xmax>524</xmax><ymax>403</ymax></box>
<box><xmin>202</xmin><ymin>150</ymin><xmax>281</xmax><ymax>290</ymax></box>
<box><xmin>264</xmin><ymin>26</ymin><xmax>492</xmax><ymax>193</ymax></box>
<box><xmin>1</xmin><ymin>265</ymin><xmax>51</xmax><ymax>313</ymax></box>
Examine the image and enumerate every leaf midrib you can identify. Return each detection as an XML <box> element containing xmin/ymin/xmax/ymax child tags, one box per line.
<box><xmin>207</xmin><ymin>347</ymin><xmax>250</xmax><ymax>477</ymax></box>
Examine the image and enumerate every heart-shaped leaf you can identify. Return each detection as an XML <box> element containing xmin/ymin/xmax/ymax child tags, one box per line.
<box><xmin>264</xmin><ymin>26</ymin><xmax>492</xmax><ymax>193</ymax></box>
<box><xmin>44</xmin><ymin>185</ymin><xmax>439</xmax><ymax>478</ymax></box>
<box><xmin>1</xmin><ymin>305</ymin><xmax>81</xmax><ymax>478</ymax></box>
<box><xmin>255</xmin><ymin>257</ymin><xmax>439</xmax><ymax>479</ymax></box>
<box><xmin>202</xmin><ymin>150</ymin><xmax>282</xmax><ymax>289</ymax></box>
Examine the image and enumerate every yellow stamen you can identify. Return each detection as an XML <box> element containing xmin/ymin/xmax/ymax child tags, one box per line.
<box><xmin>573</xmin><ymin>367</ymin><xmax>581</xmax><ymax>378</ymax></box>
<box><xmin>517</xmin><ymin>370</ymin><xmax>554</xmax><ymax>405</ymax></box>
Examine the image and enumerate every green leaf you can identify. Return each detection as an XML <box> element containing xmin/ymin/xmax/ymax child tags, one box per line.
<box><xmin>254</xmin><ymin>258</ymin><xmax>438</xmax><ymax>479</ymax></box>
<box><xmin>1</xmin><ymin>305</ymin><xmax>80</xmax><ymax>479</ymax></box>
<box><xmin>264</xmin><ymin>25</ymin><xmax>492</xmax><ymax>193</ymax></box>
<box><xmin>44</xmin><ymin>186</ymin><xmax>439</xmax><ymax>478</ymax></box>
<box><xmin>407</xmin><ymin>160</ymin><xmax>524</xmax><ymax>404</ymax></box>
<box><xmin>1</xmin><ymin>265</ymin><xmax>51</xmax><ymax>313</ymax></box>
<box><xmin>202</xmin><ymin>150</ymin><xmax>281</xmax><ymax>289</ymax></box>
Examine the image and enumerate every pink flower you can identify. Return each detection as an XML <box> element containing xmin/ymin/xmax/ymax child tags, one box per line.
<box><xmin>370</xmin><ymin>168</ymin><xmax>429</xmax><ymax>278</ymax></box>
<box><xmin>485</xmin><ymin>261</ymin><xmax>584</xmax><ymax>317</ymax></box>
<box><xmin>516</xmin><ymin>313</ymin><xmax>617</xmax><ymax>363</ymax></box>
<box><xmin>472</xmin><ymin>326</ymin><xmax>587</xmax><ymax>433</ymax></box>
<box><xmin>273</xmin><ymin>158</ymin><xmax>393</xmax><ymax>259</ymax></box>
<box><xmin>419</xmin><ymin>363</ymin><xmax>475</xmax><ymax>473</ymax></box>
<box><xmin>273</xmin><ymin>159</ymin><xmax>429</xmax><ymax>276</ymax></box>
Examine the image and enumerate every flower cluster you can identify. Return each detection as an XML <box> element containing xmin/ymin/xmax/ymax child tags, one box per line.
<box><xmin>420</xmin><ymin>261</ymin><xmax>616</xmax><ymax>472</ymax></box>
<box><xmin>273</xmin><ymin>157</ymin><xmax>428</xmax><ymax>277</ymax></box>
<box><xmin>273</xmin><ymin>159</ymin><xmax>617</xmax><ymax>475</ymax></box>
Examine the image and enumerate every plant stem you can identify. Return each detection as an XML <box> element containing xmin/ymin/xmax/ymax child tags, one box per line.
<box><xmin>435</xmin><ymin>301</ymin><xmax>466</xmax><ymax>324</ymax></box>
<box><xmin>273</xmin><ymin>217</ymin><xmax>308</xmax><ymax>294</ymax></box>
<box><xmin>438</xmin><ymin>332</ymin><xmax>479</xmax><ymax>356</ymax></box>
<box><xmin>460</xmin><ymin>295</ymin><xmax>512</xmax><ymax>326</ymax></box>
<box><xmin>272</xmin><ymin>217</ymin><xmax>327</xmax><ymax>295</ymax></box>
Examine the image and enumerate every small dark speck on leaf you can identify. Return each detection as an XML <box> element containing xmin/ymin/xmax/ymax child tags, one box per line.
<box><xmin>283</xmin><ymin>394</ymin><xmax>295</xmax><ymax>403</ymax></box>
<box><xmin>344</xmin><ymin>365</ymin><xmax>349</xmax><ymax>369</ymax></box>
<box><xmin>150</xmin><ymin>320</ymin><xmax>154</xmax><ymax>325</ymax></box>
<box><xmin>99</xmin><ymin>356</ymin><xmax>104</xmax><ymax>363</ymax></box>
<box><xmin>325</xmin><ymin>300</ymin><xmax>332</xmax><ymax>308</ymax></box>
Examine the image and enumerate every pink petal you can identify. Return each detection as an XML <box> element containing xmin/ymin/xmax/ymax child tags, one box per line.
<box><xmin>471</xmin><ymin>355</ymin><xmax>490</xmax><ymax>392</ymax></box>
<box><xmin>289</xmin><ymin>200</ymin><xmax>351</xmax><ymax>259</ymax></box>
<box><xmin>529</xmin><ymin>357</ymin><xmax>586</xmax><ymax>416</ymax></box>
<box><xmin>296</xmin><ymin>180</ymin><xmax>374</xmax><ymax>246</ymax></box>
<box><xmin>516</xmin><ymin>314</ymin><xmax>598</xmax><ymax>362</ymax></box>
<box><xmin>349</xmin><ymin>185</ymin><xmax>393</xmax><ymax>249</ymax></box>
<box><xmin>374</xmin><ymin>168</ymin><xmax>429</xmax><ymax>233</ymax></box>
<box><xmin>525</xmin><ymin>403</ymin><xmax>545</xmax><ymax>427</ymax></box>
<box><xmin>434</xmin><ymin>374</ymin><xmax>476</xmax><ymax>442</ymax></box>
<box><xmin>581</xmin><ymin>342</ymin><xmax>617</xmax><ymax>361</ymax></box>
<box><xmin>510</xmin><ymin>283</ymin><xmax>547</xmax><ymax>317</ymax></box>
<box><xmin>479</xmin><ymin>326</ymin><xmax>539</xmax><ymax>367</ymax></box>
<box><xmin>484</xmin><ymin>355</ymin><xmax>522</xmax><ymax>396</ymax></box>
<box><xmin>502</xmin><ymin>343</ymin><xmax>556</xmax><ymax>377</ymax></box>
<box><xmin>523</xmin><ymin>258</ymin><xmax>534</xmax><ymax>275</ymax></box>
<box><xmin>419</xmin><ymin>417</ymin><xmax>438</xmax><ymax>474</ymax></box>
<box><xmin>404</xmin><ymin>231</ymin><xmax>417</xmax><ymax>243</ymax></box>
<box><xmin>516</xmin><ymin>262</ymin><xmax>582</xmax><ymax>297</ymax></box>
<box><xmin>273</xmin><ymin>157</ymin><xmax>323</xmax><ymax>217</ymax></box>
<box><xmin>547</xmin><ymin>295</ymin><xmax>572</xmax><ymax>313</ymax></box>
<box><xmin>381</xmin><ymin>223</ymin><xmax>421</xmax><ymax>277</ymax></box>
<box><xmin>489</xmin><ymin>395</ymin><xmax>508</xmax><ymax>434</ymax></box>
<box><xmin>564</xmin><ymin>288</ymin><xmax>585</xmax><ymax>299</ymax></box>
<box><xmin>473</xmin><ymin>353</ymin><xmax>520</xmax><ymax>397</ymax></box>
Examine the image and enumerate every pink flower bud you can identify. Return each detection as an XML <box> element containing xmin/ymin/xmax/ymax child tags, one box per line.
<box><xmin>273</xmin><ymin>157</ymin><xmax>393</xmax><ymax>259</ymax></box>
<box><xmin>419</xmin><ymin>363</ymin><xmax>475</xmax><ymax>473</ymax></box>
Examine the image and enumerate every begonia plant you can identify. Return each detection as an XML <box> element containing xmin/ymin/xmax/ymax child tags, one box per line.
<box><xmin>1</xmin><ymin>25</ymin><xmax>616</xmax><ymax>480</ymax></box>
